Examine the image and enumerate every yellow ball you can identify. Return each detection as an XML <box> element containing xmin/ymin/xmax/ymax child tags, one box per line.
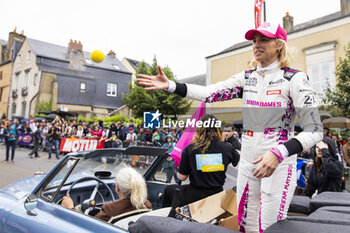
<box><xmin>90</xmin><ymin>50</ymin><xmax>105</xmax><ymax>63</ymax></box>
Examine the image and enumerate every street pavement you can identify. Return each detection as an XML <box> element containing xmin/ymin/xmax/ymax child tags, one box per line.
<box><xmin>7</xmin><ymin>145</ymin><xmax>347</xmax><ymax>194</ymax></box>
<box><xmin>0</xmin><ymin>144</ymin><xmax>59</xmax><ymax>189</ymax></box>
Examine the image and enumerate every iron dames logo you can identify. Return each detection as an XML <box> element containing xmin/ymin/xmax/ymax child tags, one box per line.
<box><xmin>143</xmin><ymin>110</ymin><xmax>161</xmax><ymax>129</ymax></box>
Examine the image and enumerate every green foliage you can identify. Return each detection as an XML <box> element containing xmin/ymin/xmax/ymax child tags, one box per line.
<box><xmin>122</xmin><ymin>56</ymin><xmax>192</xmax><ymax>119</ymax></box>
<box><xmin>78</xmin><ymin>116</ymin><xmax>98</xmax><ymax>123</ymax></box>
<box><xmin>329</xmin><ymin>128</ymin><xmax>350</xmax><ymax>139</ymax></box>
<box><xmin>106</xmin><ymin>115</ymin><xmax>129</xmax><ymax>123</ymax></box>
<box><xmin>76</xmin><ymin>115</ymin><xmax>142</xmax><ymax>127</ymax></box>
<box><xmin>36</xmin><ymin>100</ymin><xmax>51</xmax><ymax>112</ymax></box>
<box><xmin>221</xmin><ymin>120</ymin><xmax>229</xmax><ymax>126</ymax></box>
<box><xmin>322</xmin><ymin>43</ymin><xmax>350</xmax><ymax>118</ymax></box>
<box><xmin>33</xmin><ymin>113</ymin><xmax>47</xmax><ymax>117</ymax></box>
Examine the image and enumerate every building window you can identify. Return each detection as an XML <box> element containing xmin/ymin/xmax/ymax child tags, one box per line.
<box><xmin>80</xmin><ymin>82</ymin><xmax>86</xmax><ymax>93</ymax></box>
<box><xmin>21</xmin><ymin>101</ymin><xmax>26</xmax><ymax>117</ymax></box>
<box><xmin>26</xmin><ymin>50</ymin><xmax>31</xmax><ymax>64</ymax></box>
<box><xmin>0</xmin><ymin>71</ymin><xmax>2</xmax><ymax>80</ymax></box>
<box><xmin>24</xmin><ymin>70</ymin><xmax>30</xmax><ymax>88</ymax></box>
<box><xmin>107</xmin><ymin>83</ymin><xmax>117</xmax><ymax>97</ymax></box>
<box><xmin>34</xmin><ymin>74</ymin><xmax>38</xmax><ymax>85</ymax></box>
<box><xmin>15</xmin><ymin>73</ymin><xmax>20</xmax><ymax>90</ymax></box>
<box><xmin>17</xmin><ymin>54</ymin><xmax>21</xmax><ymax>66</ymax></box>
<box><xmin>12</xmin><ymin>103</ymin><xmax>16</xmax><ymax>115</ymax></box>
<box><xmin>0</xmin><ymin>88</ymin><xmax>2</xmax><ymax>101</ymax></box>
<box><xmin>304</xmin><ymin>41</ymin><xmax>337</xmax><ymax>101</ymax></box>
<box><xmin>10</xmin><ymin>48</ymin><xmax>14</xmax><ymax>61</ymax></box>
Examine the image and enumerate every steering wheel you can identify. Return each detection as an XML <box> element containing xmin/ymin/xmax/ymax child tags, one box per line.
<box><xmin>66</xmin><ymin>176</ymin><xmax>116</xmax><ymax>215</ymax></box>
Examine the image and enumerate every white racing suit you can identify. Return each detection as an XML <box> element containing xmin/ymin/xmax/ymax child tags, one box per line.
<box><xmin>171</xmin><ymin>65</ymin><xmax>323</xmax><ymax>232</ymax></box>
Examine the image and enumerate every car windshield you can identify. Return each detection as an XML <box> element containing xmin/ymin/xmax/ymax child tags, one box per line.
<box><xmin>69</xmin><ymin>152</ymin><xmax>155</xmax><ymax>182</ymax></box>
<box><xmin>41</xmin><ymin>147</ymin><xmax>166</xmax><ymax>200</ymax></box>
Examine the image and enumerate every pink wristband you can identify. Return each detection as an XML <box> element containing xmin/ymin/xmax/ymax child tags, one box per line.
<box><xmin>270</xmin><ymin>147</ymin><xmax>284</xmax><ymax>163</ymax></box>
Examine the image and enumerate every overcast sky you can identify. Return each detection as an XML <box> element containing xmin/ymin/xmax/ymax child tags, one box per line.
<box><xmin>1</xmin><ymin>0</ymin><xmax>340</xmax><ymax>79</ymax></box>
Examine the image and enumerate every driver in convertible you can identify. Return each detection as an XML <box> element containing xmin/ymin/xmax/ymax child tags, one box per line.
<box><xmin>61</xmin><ymin>167</ymin><xmax>152</xmax><ymax>222</ymax></box>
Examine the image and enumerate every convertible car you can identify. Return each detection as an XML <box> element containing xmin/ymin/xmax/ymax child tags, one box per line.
<box><xmin>1</xmin><ymin>146</ymin><xmax>350</xmax><ymax>233</ymax></box>
<box><xmin>0</xmin><ymin>146</ymin><xmax>240</xmax><ymax>233</ymax></box>
<box><xmin>0</xmin><ymin>147</ymin><xmax>179</xmax><ymax>233</ymax></box>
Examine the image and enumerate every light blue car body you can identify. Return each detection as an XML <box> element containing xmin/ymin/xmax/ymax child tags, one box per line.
<box><xmin>0</xmin><ymin>147</ymin><xmax>168</xmax><ymax>233</ymax></box>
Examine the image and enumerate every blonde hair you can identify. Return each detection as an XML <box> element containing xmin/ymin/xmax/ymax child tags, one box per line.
<box><xmin>115</xmin><ymin>167</ymin><xmax>147</xmax><ymax>209</ymax></box>
<box><xmin>250</xmin><ymin>38</ymin><xmax>295</xmax><ymax>68</ymax></box>
<box><xmin>192</xmin><ymin>114</ymin><xmax>223</xmax><ymax>153</ymax></box>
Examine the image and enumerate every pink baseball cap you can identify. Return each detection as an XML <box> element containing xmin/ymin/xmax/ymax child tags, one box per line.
<box><xmin>245</xmin><ymin>22</ymin><xmax>287</xmax><ymax>42</ymax></box>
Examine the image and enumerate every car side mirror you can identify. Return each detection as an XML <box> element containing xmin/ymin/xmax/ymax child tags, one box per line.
<box><xmin>24</xmin><ymin>194</ymin><xmax>38</xmax><ymax>216</ymax></box>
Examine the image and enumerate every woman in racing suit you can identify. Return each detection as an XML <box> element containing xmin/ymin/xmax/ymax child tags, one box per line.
<box><xmin>137</xmin><ymin>22</ymin><xmax>323</xmax><ymax>232</ymax></box>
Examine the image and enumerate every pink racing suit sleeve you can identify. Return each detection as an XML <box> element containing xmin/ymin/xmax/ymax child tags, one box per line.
<box><xmin>287</xmin><ymin>72</ymin><xmax>323</xmax><ymax>154</ymax></box>
<box><xmin>184</xmin><ymin>71</ymin><xmax>246</xmax><ymax>103</ymax></box>
<box><xmin>270</xmin><ymin>147</ymin><xmax>284</xmax><ymax>163</ymax></box>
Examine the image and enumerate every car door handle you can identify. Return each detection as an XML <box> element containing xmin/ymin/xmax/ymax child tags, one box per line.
<box><xmin>156</xmin><ymin>192</ymin><xmax>163</xmax><ymax>208</ymax></box>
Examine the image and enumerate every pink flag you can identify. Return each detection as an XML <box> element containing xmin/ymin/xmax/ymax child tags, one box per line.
<box><xmin>171</xmin><ymin>102</ymin><xmax>205</xmax><ymax>167</ymax></box>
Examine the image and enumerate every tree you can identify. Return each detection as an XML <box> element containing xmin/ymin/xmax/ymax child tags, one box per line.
<box><xmin>122</xmin><ymin>56</ymin><xmax>192</xmax><ymax>119</ymax></box>
<box><xmin>322</xmin><ymin>43</ymin><xmax>350</xmax><ymax>118</ymax></box>
<box><xmin>36</xmin><ymin>100</ymin><xmax>52</xmax><ymax>112</ymax></box>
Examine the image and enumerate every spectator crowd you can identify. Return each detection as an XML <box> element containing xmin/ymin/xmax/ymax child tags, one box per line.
<box><xmin>1</xmin><ymin>117</ymin><xmax>349</xmax><ymax>192</ymax></box>
<box><xmin>0</xmin><ymin>118</ymin><xmax>240</xmax><ymax>158</ymax></box>
<box><xmin>1</xmin><ymin>118</ymin><xmax>349</xmax><ymax>158</ymax></box>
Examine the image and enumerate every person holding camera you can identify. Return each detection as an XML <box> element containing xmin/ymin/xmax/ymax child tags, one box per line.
<box><xmin>302</xmin><ymin>137</ymin><xmax>344</xmax><ymax>197</ymax></box>
<box><xmin>4</xmin><ymin>123</ymin><xmax>17</xmax><ymax>163</ymax></box>
<box><xmin>46</xmin><ymin>122</ymin><xmax>62</xmax><ymax>159</ymax></box>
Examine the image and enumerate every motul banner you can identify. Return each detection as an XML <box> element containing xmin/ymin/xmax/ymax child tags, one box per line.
<box><xmin>17</xmin><ymin>132</ymin><xmax>33</xmax><ymax>146</ymax></box>
<box><xmin>59</xmin><ymin>138</ymin><xmax>104</xmax><ymax>152</ymax></box>
<box><xmin>255</xmin><ymin>0</ymin><xmax>264</xmax><ymax>28</ymax></box>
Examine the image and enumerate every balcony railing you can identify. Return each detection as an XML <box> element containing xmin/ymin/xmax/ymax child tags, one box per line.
<box><xmin>21</xmin><ymin>87</ymin><xmax>28</xmax><ymax>96</ymax></box>
<box><xmin>12</xmin><ymin>89</ymin><xmax>18</xmax><ymax>98</ymax></box>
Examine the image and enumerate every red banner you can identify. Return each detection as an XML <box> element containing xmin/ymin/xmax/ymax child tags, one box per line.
<box><xmin>255</xmin><ymin>0</ymin><xmax>264</xmax><ymax>28</ymax></box>
<box><xmin>59</xmin><ymin>138</ymin><xmax>104</xmax><ymax>153</ymax></box>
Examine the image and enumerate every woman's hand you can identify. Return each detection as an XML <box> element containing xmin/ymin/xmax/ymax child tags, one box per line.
<box><xmin>136</xmin><ymin>66</ymin><xmax>170</xmax><ymax>90</ymax></box>
<box><xmin>61</xmin><ymin>195</ymin><xmax>74</xmax><ymax>209</ymax></box>
<box><xmin>316</xmin><ymin>141</ymin><xmax>328</xmax><ymax>150</ymax></box>
<box><xmin>253</xmin><ymin>151</ymin><xmax>279</xmax><ymax>178</ymax></box>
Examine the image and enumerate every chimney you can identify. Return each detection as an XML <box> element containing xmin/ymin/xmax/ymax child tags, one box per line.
<box><xmin>341</xmin><ymin>0</ymin><xmax>350</xmax><ymax>15</ymax></box>
<box><xmin>67</xmin><ymin>39</ymin><xmax>83</xmax><ymax>55</ymax></box>
<box><xmin>67</xmin><ymin>39</ymin><xmax>86</xmax><ymax>71</ymax></box>
<box><xmin>283</xmin><ymin>12</ymin><xmax>294</xmax><ymax>33</ymax></box>
<box><xmin>4</xmin><ymin>28</ymin><xmax>26</xmax><ymax>62</ymax></box>
<box><xmin>107</xmin><ymin>50</ymin><xmax>116</xmax><ymax>58</ymax></box>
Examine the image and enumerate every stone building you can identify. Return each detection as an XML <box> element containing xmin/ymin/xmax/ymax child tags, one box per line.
<box><xmin>8</xmin><ymin>38</ymin><xmax>131</xmax><ymax>119</ymax></box>
<box><xmin>0</xmin><ymin>29</ymin><xmax>25</xmax><ymax>119</ymax></box>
